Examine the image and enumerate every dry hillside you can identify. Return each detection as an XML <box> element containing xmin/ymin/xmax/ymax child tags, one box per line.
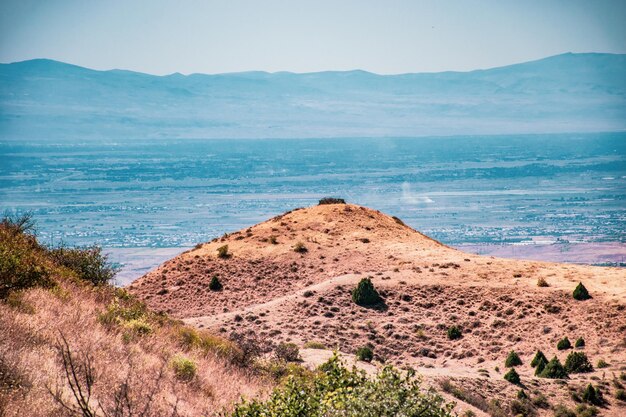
<box><xmin>129</xmin><ymin>203</ymin><xmax>626</xmax><ymax>416</ymax></box>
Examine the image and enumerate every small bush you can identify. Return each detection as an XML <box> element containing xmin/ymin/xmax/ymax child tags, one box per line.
<box><xmin>564</xmin><ymin>352</ymin><xmax>593</xmax><ymax>373</ymax></box>
<box><xmin>170</xmin><ymin>355</ymin><xmax>197</xmax><ymax>381</ymax></box>
<box><xmin>303</xmin><ymin>341</ymin><xmax>326</xmax><ymax>349</ymax></box>
<box><xmin>209</xmin><ymin>275</ymin><xmax>223</xmax><ymax>291</ymax></box>
<box><xmin>392</xmin><ymin>216</ymin><xmax>405</xmax><ymax>226</ymax></box>
<box><xmin>530</xmin><ymin>350</ymin><xmax>548</xmax><ymax>368</ymax></box>
<box><xmin>177</xmin><ymin>327</ymin><xmax>242</xmax><ymax>363</ymax></box>
<box><xmin>505</xmin><ymin>350</ymin><xmax>523</xmax><ymax>367</ymax></box>
<box><xmin>447</xmin><ymin>325</ymin><xmax>462</xmax><ymax>340</ymax></box>
<box><xmin>268</xmin><ymin>235</ymin><xmax>278</xmax><ymax>244</ymax></box>
<box><xmin>318</xmin><ymin>197</ymin><xmax>346</xmax><ymax>205</ymax></box>
<box><xmin>596</xmin><ymin>359</ymin><xmax>609</xmax><ymax>368</ymax></box>
<box><xmin>537</xmin><ymin>277</ymin><xmax>549</xmax><ymax>287</ymax></box>
<box><xmin>557</xmin><ymin>337</ymin><xmax>572</xmax><ymax>350</ymax></box>
<box><xmin>275</xmin><ymin>342</ymin><xmax>300</xmax><ymax>362</ymax></box>
<box><xmin>573</xmin><ymin>282</ymin><xmax>591</xmax><ymax>300</ymax></box>
<box><xmin>49</xmin><ymin>245</ymin><xmax>118</xmax><ymax>286</ymax></box>
<box><xmin>531</xmin><ymin>393</ymin><xmax>550</xmax><ymax>409</ymax></box>
<box><xmin>582</xmin><ymin>384</ymin><xmax>603</xmax><ymax>405</ymax></box>
<box><xmin>356</xmin><ymin>346</ymin><xmax>374</xmax><ymax>362</ymax></box>
<box><xmin>217</xmin><ymin>244</ymin><xmax>230</xmax><ymax>258</ymax></box>
<box><xmin>574</xmin><ymin>337</ymin><xmax>585</xmax><ymax>348</ymax></box>
<box><xmin>539</xmin><ymin>356</ymin><xmax>568</xmax><ymax>379</ymax></box>
<box><xmin>504</xmin><ymin>368</ymin><xmax>521</xmax><ymax>384</ymax></box>
<box><xmin>351</xmin><ymin>277</ymin><xmax>382</xmax><ymax>306</ymax></box>
<box><xmin>124</xmin><ymin>318</ymin><xmax>153</xmax><ymax>336</ymax></box>
<box><xmin>575</xmin><ymin>404</ymin><xmax>599</xmax><ymax>417</ymax></box>
<box><xmin>553</xmin><ymin>404</ymin><xmax>576</xmax><ymax>417</ymax></box>
<box><xmin>534</xmin><ymin>356</ymin><xmax>547</xmax><ymax>376</ymax></box>
<box><xmin>293</xmin><ymin>242</ymin><xmax>308</xmax><ymax>253</ymax></box>
<box><xmin>615</xmin><ymin>389</ymin><xmax>626</xmax><ymax>401</ymax></box>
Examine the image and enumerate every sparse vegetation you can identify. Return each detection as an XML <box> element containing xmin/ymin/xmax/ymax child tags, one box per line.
<box><xmin>564</xmin><ymin>351</ymin><xmax>593</xmax><ymax>373</ymax></box>
<box><xmin>217</xmin><ymin>244</ymin><xmax>230</xmax><ymax>258</ymax></box>
<box><xmin>573</xmin><ymin>282</ymin><xmax>591</xmax><ymax>300</ymax></box>
<box><xmin>318</xmin><ymin>197</ymin><xmax>346</xmax><ymax>205</ymax></box>
<box><xmin>352</xmin><ymin>277</ymin><xmax>382</xmax><ymax>306</ymax></box>
<box><xmin>293</xmin><ymin>241</ymin><xmax>308</xmax><ymax>253</ymax></box>
<box><xmin>553</xmin><ymin>404</ymin><xmax>576</xmax><ymax>417</ymax></box>
<box><xmin>504</xmin><ymin>368</ymin><xmax>521</xmax><ymax>384</ymax></box>
<box><xmin>505</xmin><ymin>350</ymin><xmax>523</xmax><ymax>367</ymax></box>
<box><xmin>303</xmin><ymin>341</ymin><xmax>326</xmax><ymax>349</ymax></box>
<box><xmin>209</xmin><ymin>275</ymin><xmax>223</xmax><ymax>291</ymax></box>
<box><xmin>275</xmin><ymin>342</ymin><xmax>300</xmax><ymax>362</ymax></box>
<box><xmin>233</xmin><ymin>353</ymin><xmax>455</xmax><ymax>417</ymax></box>
<box><xmin>447</xmin><ymin>325</ymin><xmax>462</xmax><ymax>340</ymax></box>
<box><xmin>557</xmin><ymin>337</ymin><xmax>572</xmax><ymax>350</ymax></box>
<box><xmin>356</xmin><ymin>345</ymin><xmax>374</xmax><ymax>362</ymax></box>
<box><xmin>170</xmin><ymin>354</ymin><xmax>197</xmax><ymax>381</ymax></box>
<box><xmin>268</xmin><ymin>235</ymin><xmax>278</xmax><ymax>244</ymax></box>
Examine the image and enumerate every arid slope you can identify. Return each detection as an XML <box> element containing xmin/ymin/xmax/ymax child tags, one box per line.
<box><xmin>129</xmin><ymin>204</ymin><xmax>626</xmax><ymax>416</ymax></box>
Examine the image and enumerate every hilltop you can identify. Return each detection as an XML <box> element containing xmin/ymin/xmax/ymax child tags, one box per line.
<box><xmin>1</xmin><ymin>53</ymin><xmax>625</xmax><ymax>139</ymax></box>
<box><xmin>129</xmin><ymin>203</ymin><xmax>626</xmax><ymax>416</ymax></box>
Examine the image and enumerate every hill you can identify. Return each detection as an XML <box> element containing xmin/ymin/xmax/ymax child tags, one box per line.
<box><xmin>129</xmin><ymin>203</ymin><xmax>626</xmax><ymax>416</ymax></box>
<box><xmin>1</xmin><ymin>53</ymin><xmax>625</xmax><ymax>139</ymax></box>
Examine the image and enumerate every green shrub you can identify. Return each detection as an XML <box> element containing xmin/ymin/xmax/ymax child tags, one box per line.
<box><xmin>318</xmin><ymin>197</ymin><xmax>346</xmax><ymax>205</ymax></box>
<box><xmin>557</xmin><ymin>337</ymin><xmax>572</xmax><ymax>350</ymax></box>
<box><xmin>537</xmin><ymin>277</ymin><xmax>549</xmax><ymax>287</ymax></box>
<box><xmin>356</xmin><ymin>346</ymin><xmax>374</xmax><ymax>362</ymax></box>
<box><xmin>616</xmin><ymin>389</ymin><xmax>626</xmax><ymax>401</ymax></box>
<box><xmin>539</xmin><ymin>356</ymin><xmax>568</xmax><ymax>379</ymax></box>
<box><xmin>217</xmin><ymin>245</ymin><xmax>230</xmax><ymax>258</ymax></box>
<box><xmin>123</xmin><ymin>318</ymin><xmax>153</xmax><ymax>336</ymax></box>
<box><xmin>233</xmin><ymin>353</ymin><xmax>455</xmax><ymax>417</ymax></box>
<box><xmin>517</xmin><ymin>389</ymin><xmax>528</xmax><ymax>399</ymax></box>
<box><xmin>209</xmin><ymin>275</ymin><xmax>223</xmax><ymax>291</ymax></box>
<box><xmin>530</xmin><ymin>350</ymin><xmax>548</xmax><ymax>368</ymax></box>
<box><xmin>504</xmin><ymin>368</ymin><xmax>521</xmax><ymax>384</ymax></box>
<box><xmin>564</xmin><ymin>352</ymin><xmax>593</xmax><ymax>373</ymax></box>
<box><xmin>303</xmin><ymin>341</ymin><xmax>326</xmax><ymax>349</ymax></box>
<box><xmin>574</xmin><ymin>337</ymin><xmax>585</xmax><ymax>348</ymax></box>
<box><xmin>447</xmin><ymin>325</ymin><xmax>462</xmax><ymax>340</ymax></box>
<box><xmin>293</xmin><ymin>242</ymin><xmax>308</xmax><ymax>253</ymax></box>
<box><xmin>573</xmin><ymin>282</ymin><xmax>591</xmax><ymax>300</ymax></box>
<box><xmin>593</xmin><ymin>360</ymin><xmax>608</xmax><ymax>370</ymax></box>
<box><xmin>505</xmin><ymin>350</ymin><xmax>522</xmax><ymax>367</ymax></box>
<box><xmin>176</xmin><ymin>326</ymin><xmax>242</xmax><ymax>363</ymax></box>
<box><xmin>575</xmin><ymin>404</ymin><xmax>599</xmax><ymax>417</ymax></box>
<box><xmin>581</xmin><ymin>384</ymin><xmax>603</xmax><ymax>405</ymax></box>
<box><xmin>48</xmin><ymin>245</ymin><xmax>117</xmax><ymax>286</ymax></box>
<box><xmin>275</xmin><ymin>342</ymin><xmax>300</xmax><ymax>362</ymax></box>
<box><xmin>351</xmin><ymin>278</ymin><xmax>382</xmax><ymax>306</ymax></box>
<box><xmin>534</xmin><ymin>356</ymin><xmax>547</xmax><ymax>376</ymax></box>
<box><xmin>170</xmin><ymin>355</ymin><xmax>197</xmax><ymax>381</ymax></box>
<box><xmin>531</xmin><ymin>393</ymin><xmax>550</xmax><ymax>409</ymax></box>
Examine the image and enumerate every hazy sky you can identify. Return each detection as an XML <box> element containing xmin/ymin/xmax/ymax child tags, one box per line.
<box><xmin>1</xmin><ymin>0</ymin><xmax>625</xmax><ymax>75</ymax></box>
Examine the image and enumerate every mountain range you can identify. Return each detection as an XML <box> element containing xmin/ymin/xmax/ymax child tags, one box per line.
<box><xmin>1</xmin><ymin>53</ymin><xmax>625</xmax><ymax>139</ymax></box>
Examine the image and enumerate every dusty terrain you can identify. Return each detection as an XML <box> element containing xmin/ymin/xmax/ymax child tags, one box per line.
<box><xmin>129</xmin><ymin>203</ymin><xmax>626</xmax><ymax>416</ymax></box>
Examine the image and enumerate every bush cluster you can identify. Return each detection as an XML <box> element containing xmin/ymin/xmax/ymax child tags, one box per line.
<box><xmin>318</xmin><ymin>197</ymin><xmax>346</xmax><ymax>205</ymax></box>
<box><xmin>538</xmin><ymin>356</ymin><xmax>568</xmax><ymax>379</ymax></box>
<box><xmin>564</xmin><ymin>352</ymin><xmax>593</xmax><ymax>373</ymax></box>
<box><xmin>233</xmin><ymin>353</ymin><xmax>455</xmax><ymax>417</ymax></box>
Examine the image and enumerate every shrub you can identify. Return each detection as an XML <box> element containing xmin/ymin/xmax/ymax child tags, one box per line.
<box><xmin>596</xmin><ymin>359</ymin><xmax>609</xmax><ymax>368</ymax></box>
<box><xmin>564</xmin><ymin>352</ymin><xmax>593</xmax><ymax>373</ymax></box>
<box><xmin>534</xmin><ymin>356</ymin><xmax>547</xmax><ymax>376</ymax></box>
<box><xmin>268</xmin><ymin>235</ymin><xmax>278</xmax><ymax>244</ymax></box>
<box><xmin>233</xmin><ymin>353</ymin><xmax>455</xmax><ymax>417</ymax></box>
<box><xmin>48</xmin><ymin>245</ymin><xmax>117</xmax><ymax>286</ymax></box>
<box><xmin>351</xmin><ymin>277</ymin><xmax>382</xmax><ymax>306</ymax></box>
<box><xmin>356</xmin><ymin>346</ymin><xmax>374</xmax><ymax>362</ymax></box>
<box><xmin>447</xmin><ymin>326</ymin><xmax>462</xmax><ymax>340</ymax></box>
<box><xmin>530</xmin><ymin>350</ymin><xmax>548</xmax><ymax>368</ymax></box>
<box><xmin>517</xmin><ymin>389</ymin><xmax>528</xmax><ymax>399</ymax></box>
<box><xmin>275</xmin><ymin>342</ymin><xmax>300</xmax><ymax>362</ymax></box>
<box><xmin>504</xmin><ymin>368</ymin><xmax>521</xmax><ymax>384</ymax></box>
<box><xmin>616</xmin><ymin>389</ymin><xmax>626</xmax><ymax>401</ymax></box>
<box><xmin>293</xmin><ymin>242</ymin><xmax>308</xmax><ymax>253</ymax></box>
<box><xmin>573</xmin><ymin>282</ymin><xmax>591</xmax><ymax>300</ymax></box>
<box><xmin>303</xmin><ymin>341</ymin><xmax>326</xmax><ymax>349</ymax></box>
<box><xmin>557</xmin><ymin>337</ymin><xmax>572</xmax><ymax>350</ymax></box>
<box><xmin>170</xmin><ymin>355</ymin><xmax>197</xmax><ymax>381</ymax></box>
<box><xmin>318</xmin><ymin>197</ymin><xmax>346</xmax><ymax>205</ymax></box>
<box><xmin>209</xmin><ymin>275</ymin><xmax>223</xmax><ymax>291</ymax></box>
<box><xmin>217</xmin><ymin>245</ymin><xmax>230</xmax><ymax>258</ymax></box>
<box><xmin>582</xmin><ymin>384</ymin><xmax>603</xmax><ymax>405</ymax></box>
<box><xmin>505</xmin><ymin>350</ymin><xmax>522</xmax><ymax>367</ymax></box>
<box><xmin>553</xmin><ymin>404</ymin><xmax>576</xmax><ymax>417</ymax></box>
<box><xmin>176</xmin><ymin>327</ymin><xmax>242</xmax><ymax>363</ymax></box>
<box><xmin>575</xmin><ymin>404</ymin><xmax>599</xmax><ymax>417</ymax></box>
<box><xmin>574</xmin><ymin>337</ymin><xmax>585</xmax><ymax>348</ymax></box>
<box><xmin>123</xmin><ymin>318</ymin><xmax>153</xmax><ymax>336</ymax></box>
<box><xmin>392</xmin><ymin>216</ymin><xmax>405</xmax><ymax>226</ymax></box>
<box><xmin>539</xmin><ymin>356</ymin><xmax>568</xmax><ymax>379</ymax></box>
<box><xmin>537</xmin><ymin>277</ymin><xmax>549</xmax><ymax>287</ymax></box>
<box><xmin>531</xmin><ymin>393</ymin><xmax>550</xmax><ymax>409</ymax></box>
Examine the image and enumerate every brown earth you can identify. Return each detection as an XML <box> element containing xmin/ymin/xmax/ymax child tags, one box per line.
<box><xmin>129</xmin><ymin>203</ymin><xmax>626</xmax><ymax>416</ymax></box>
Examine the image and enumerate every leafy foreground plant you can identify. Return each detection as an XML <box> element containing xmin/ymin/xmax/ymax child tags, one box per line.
<box><xmin>232</xmin><ymin>353</ymin><xmax>454</xmax><ymax>417</ymax></box>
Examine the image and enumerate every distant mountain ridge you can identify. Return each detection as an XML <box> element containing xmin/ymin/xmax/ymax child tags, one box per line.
<box><xmin>1</xmin><ymin>53</ymin><xmax>625</xmax><ymax>139</ymax></box>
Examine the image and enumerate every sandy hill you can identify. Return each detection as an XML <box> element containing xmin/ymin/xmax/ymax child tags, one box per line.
<box><xmin>129</xmin><ymin>203</ymin><xmax>626</xmax><ymax>416</ymax></box>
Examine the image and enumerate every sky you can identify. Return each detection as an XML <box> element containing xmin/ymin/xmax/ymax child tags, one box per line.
<box><xmin>1</xmin><ymin>0</ymin><xmax>625</xmax><ymax>75</ymax></box>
